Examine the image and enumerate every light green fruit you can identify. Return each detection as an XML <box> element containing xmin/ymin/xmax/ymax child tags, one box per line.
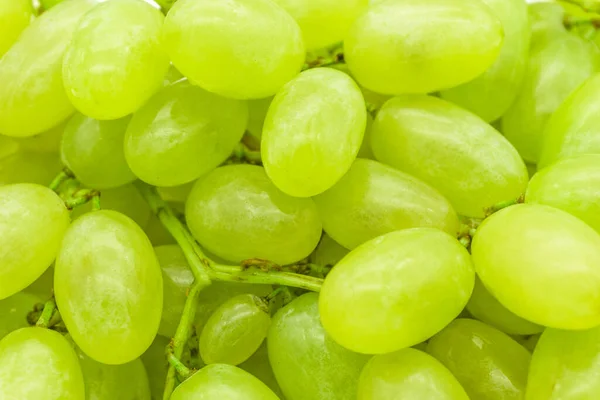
<box><xmin>310</xmin><ymin>234</ymin><xmax>349</xmax><ymax>267</ymax></box>
<box><xmin>0</xmin><ymin>291</ymin><xmax>43</xmax><ymax>340</ymax></box>
<box><xmin>24</xmin><ymin>267</ymin><xmax>54</xmax><ymax>300</ymax></box>
<box><xmin>0</xmin><ymin>0</ymin><xmax>33</xmax><ymax>57</ymax></box>
<box><xmin>140</xmin><ymin>335</ymin><xmax>169</xmax><ymax>400</ymax></box>
<box><xmin>15</xmin><ymin>121</ymin><xmax>65</xmax><ymax>153</ymax></box>
<box><xmin>246</xmin><ymin>97</ymin><xmax>273</xmax><ymax>141</ymax></box>
<box><xmin>239</xmin><ymin>342</ymin><xmax>285</xmax><ymax>398</ymax></box>
<box><xmin>528</xmin><ymin>2</ymin><xmax>566</xmax><ymax>43</ymax></box>
<box><xmin>0</xmin><ymin>151</ymin><xmax>62</xmax><ymax>186</ymax></box>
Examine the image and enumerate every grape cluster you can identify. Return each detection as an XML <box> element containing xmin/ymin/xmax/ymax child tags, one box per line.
<box><xmin>2</xmin><ymin>0</ymin><xmax>600</xmax><ymax>399</ymax></box>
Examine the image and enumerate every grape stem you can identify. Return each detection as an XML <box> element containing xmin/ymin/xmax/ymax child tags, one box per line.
<box><xmin>229</xmin><ymin>142</ymin><xmax>262</xmax><ymax>165</ymax></box>
<box><xmin>35</xmin><ymin>299</ymin><xmax>56</xmax><ymax>328</ymax></box>
<box><xmin>91</xmin><ymin>193</ymin><xmax>101</xmax><ymax>211</ymax></box>
<box><xmin>63</xmin><ymin>189</ymin><xmax>101</xmax><ymax>210</ymax></box>
<box><xmin>49</xmin><ymin>168</ymin><xmax>75</xmax><ymax>192</ymax></box>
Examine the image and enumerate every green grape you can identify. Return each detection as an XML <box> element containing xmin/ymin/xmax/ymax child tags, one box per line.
<box><xmin>357</xmin><ymin>348</ymin><xmax>469</xmax><ymax>400</ymax></box>
<box><xmin>466</xmin><ymin>278</ymin><xmax>543</xmax><ymax>336</ymax></box>
<box><xmin>61</xmin><ymin>113</ymin><xmax>135</xmax><ymax>189</ymax></box>
<box><xmin>0</xmin><ymin>0</ymin><xmax>33</xmax><ymax>57</ymax></box>
<box><xmin>141</xmin><ymin>335</ymin><xmax>169</xmax><ymax>400</ymax></box>
<box><xmin>471</xmin><ymin>204</ymin><xmax>600</xmax><ymax>330</ymax></box>
<box><xmin>41</xmin><ymin>0</ymin><xmax>66</xmax><ymax>10</ymax></box>
<box><xmin>247</xmin><ymin>97</ymin><xmax>273</xmax><ymax>141</ymax></box>
<box><xmin>272</xmin><ymin>0</ymin><xmax>367</xmax><ymax>50</ymax></box>
<box><xmin>310</xmin><ymin>234</ymin><xmax>349</xmax><ymax>267</ymax></box>
<box><xmin>0</xmin><ymin>0</ymin><xmax>98</xmax><ymax>137</ymax></box>
<box><xmin>528</xmin><ymin>2</ymin><xmax>566</xmax><ymax>43</ymax></box>
<box><xmin>154</xmin><ymin>245</ymin><xmax>194</xmax><ymax>338</ymax></box>
<box><xmin>526</xmin><ymin>326</ymin><xmax>600</xmax><ymax>399</ymax></box>
<box><xmin>527</xmin><ymin>155</ymin><xmax>600</xmax><ymax>234</ymax></box>
<box><xmin>0</xmin><ymin>183</ymin><xmax>69</xmax><ymax>299</ymax></box>
<box><xmin>314</xmin><ymin>158</ymin><xmax>459</xmax><ymax>250</ymax></box>
<box><xmin>356</xmin><ymin>115</ymin><xmax>374</xmax><ymax>159</ymax></box>
<box><xmin>0</xmin><ymin>291</ymin><xmax>43</xmax><ymax>340</ymax></box>
<box><xmin>200</xmin><ymin>294</ymin><xmax>270</xmax><ymax>365</ymax></box>
<box><xmin>239</xmin><ymin>342</ymin><xmax>285</xmax><ymax>398</ymax></box>
<box><xmin>124</xmin><ymin>80</ymin><xmax>248</xmax><ymax>186</ymax></box>
<box><xmin>157</xmin><ymin>182</ymin><xmax>195</xmax><ymax>203</ymax></box>
<box><xmin>15</xmin><ymin>121</ymin><xmax>65</xmax><ymax>153</ymax></box>
<box><xmin>162</xmin><ymin>0</ymin><xmax>304</xmax><ymax>99</ymax></box>
<box><xmin>345</xmin><ymin>0</ymin><xmax>503</xmax><ymax>95</ymax></box>
<box><xmin>268</xmin><ymin>293</ymin><xmax>370</xmax><ymax>400</ymax></box>
<box><xmin>371</xmin><ymin>95</ymin><xmax>528</xmax><ymax>218</ymax></box>
<box><xmin>538</xmin><ymin>73</ymin><xmax>600</xmax><ymax>168</ymax></box>
<box><xmin>186</xmin><ymin>164</ymin><xmax>322</xmax><ymax>265</ymax></box>
<box><xmin>320</xmin><ymin>228</ymin><xmax>474</xmax><ymax>354</ymax></box>
<box><xmin>427</xmin><ymin>318</ymin><xmax>531</xmax><ymax>400</ymax></box>
<box><xmin>440</xmin><ymin>0</ymin><xmax>530</xmax><ymax>122</ymax></box>
<box><xmin>24</xmin><ymin>267</ymin><xmax>54</xmax><ymax>299</ymax></box>
<box><xmin>331</xmin><ymin>63</ymin><xmax>391</xmax><ymax>110</ymax></box>
<box><xmin>0</xmin><ymin>150</ymin><xmax>62</xmax><ymax>186</ymax></box>
<box><xmin>262</xmin><ymin>68</ymin><xmax>366</xmax><ymax>197</ymax></box>
<box><xmin>63</xmin><ymin>0</ymin><xmax>169</xmax><ymax>120</ymax></box>
<box><xmin>502</xmin><ymin>30</ymin><xmax>599</xmax><ymax>163</ymax></box>
<box><xmin>0</xmin><ymin>136</ymin><xmax>19</xmax><ymax>160</ymax></box>
<box><xmin>78</xmin><ymin>348</ymin><xmax>151</xmax><ymax>400</ymax></box>
<box><xmin>0</xmin><ymin>327</ymin><xmax>85</xmax><ymax>399</ymax></box>
<box><xmin>171</xmin><ymin>364</ymin><xmax>280</xmax><ymax>400</ymax></box>
<box><xmin>71</xmin><ymin>183</ymin><xmax>152</xmax><ymax>228</ymax></box>
<box><xmin>55</xmin><ymin>210</ymin><xmax>163</xmax><ymax>365</ymax></box>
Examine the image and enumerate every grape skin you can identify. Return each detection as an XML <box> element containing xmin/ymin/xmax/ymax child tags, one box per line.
<box><xmin>0</xmin><ymin>0</ymin><xmax>33</xmax><ymax>57</ymax></box>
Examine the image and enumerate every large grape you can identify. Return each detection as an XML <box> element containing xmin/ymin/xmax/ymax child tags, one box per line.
<box><xmin>345</xmin><ymin>0</ymin><xmax>503</xmax><ymax>95</ymax></box>
<box><xmin>63</xmin><ymin>0</ymin><xmax>169</xmax><ymax>120</ymax></box>
<box><xmin>0</xmin><ymin>184</ymin><xmax>69</xmax><ymax>299</ymax></box>
<box><xmin>0</xmin><ymin>291</ymin><xmax>43</xmax><ymax>340</ymax></box>
<box><xmin>162</xmin><ymin>0</ymin><xmax>304</xmax><ymax>99</ymax></box>
<box><xmin>472</xmin><ymin>204</ymin><xmax>600</xmax><ymax>330</ymax></box>
<box><xmin>262</xmin><ymin>68</ymin><xmax>366</xmax><ymax>197</ymax></box>
<box><xmin>314</xmin><ymin>158</ymin><xmax>459</xmax><ymax>249</ymax></box>
<box><xmin>371</xmin><ymin>95</ymin><xmax>528</xmax><ymax>218</ymax></box>
<box><xmin>124</xmin><ymin>80</ymin><xmax>247</xmax><ymax>187</ymax></box>
<box><xmin>0</xmin><ymin>0</ymin><xmax>98</xmax><ymax>137</ymax></box>
<box><xmin>268</xmin><ymin>293</ymin><xmax>370</xmax><ymax>400</ymax></box>
<box><xmin>55</xmin><ymin>210</ymin><xmax>163</xmax><ymax>365</ymax></box>
<box><xmin>0</xmin><ymin>0</ymin><xmax>33</xmax><ymax>57</ymax></box>
<box><xmin>319</xmin><ymin>228</ymin><xmax>474</xmax><ymax>354</ymax></box>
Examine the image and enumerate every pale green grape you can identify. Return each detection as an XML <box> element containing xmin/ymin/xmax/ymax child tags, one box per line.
<box><xmin>527</xmin><ymin>326</ymin><xmax>600</xmax><ymax>399</ymax></box>
<box><xmin>63</xmin><ymin>0</ymin><xmax>169</xmax><ymax>120</ymax></box>
<box><xmin>356</xmin><ymin>115</ymin><xmax>374</xmax><ymax>159</ymax></box>
<box><xmin>78</xmin><ymin>348</ymin><xmax>151</xmax><ymax>400</ymax></box>
<box><xmin>171</xmin><ymin>364</ymin><xmax>280</xmax><ymax>400</ymax></box>
<box><xmin>440</xmin><ymin>0</ymin><xmax>530</xmax><ymax>122</ymax></box>
<box><xmin>55</xmin><ymin>210</ymin><xmax>163</xmax><ymax>365</ymax></box>
<box><xmin>61</xmin><ymin>113</ymin><xmax>135</xmax><ymax>189</ymax></box>
<box><xmin>162</xmin><ymin>0</ymin><xmax>304</xmax><ymax>99</ymax></box>
<box><xmin>0</xmin><ymin>0</ymin><xmax>33</xmax><ymax>57</ymax></box>
<box><xmin>357</xmin><ymin>348</ymin><xmax>469</xmax><ymax>400</ymax></box>
<box><xmin>320</xmin><ymin>228</ymin><xmax>474</xmax><ymax>354</ymax></box>
<box><xmin>268</xmin><ymin>293</ymin><xmax>370</xmax><ymax>400</ymax></box>
<box><xmin>0</xmin><ymin>0</ymin><xmax>98</xmax><ymax>137</ymax></box>
<box><xmin>272</xmin><ymin>0</ymin><xmax>367</xmax><ymax>50</ymax></box>
<box><xmin>371</xmin><ymin>95</ymin><xmax>528</xmax><ymax>218</ymax></box>
<box><xmin>0</xmin><ymin>150</ymin><xmax>62</xmax><ymax>186</ymax></box>
<box><xmin>186</xmin><ymin>164</ymin><xmax>322</xmax><ymax>265</ymax></box>
<box><xmin>0</xmin><ymin>136</ymin><xmax>19</xmax><ymax>160</ymax></box>
<box><xmin>200</xmin><ymin>294</ymin><xmax>270</xmax><ymax>365</ymax></box>
<box><xmin>0</xmin><ymin>292</ymin><xmax>43</xmax><ymax>340</ymax></box>
<box><xmin>15</xmin><ymin>121</ymin><xmax>65</xmax><ymax>153</ymax></box>
<box><xmin>0</xmin><ymin>327</ymin><xmax>85</xmax><ymax>400</ymax></box>
<box><xmin>471</xmin><ymin>204</ymin><xmax>600</xmax><ymax>330</ymax></box>
<box><xmin>527</xmin><ymin>155</ymin><xmax>600</xmax><ymax>234</ymax></box>
<box><xmin>310</xmin><ymin>234</ymin><xmax>349</xmax><ymax>267</ymax></box>
<box><xmin>157</xmin><ymin>181</ymin><xmax>195</xmax><ymax>203</ymax></box>
<box><xmin>502</xmin><ymin>30</ymin><xmax>599</xmax><ymax>163</ymax></box>
<box><xmin>262</xmin><ymin>68</ymin><xmax>366</xmax><ymax>197</ymax></box>
<box><xmin>331</xmin><ymin>64</ymin><xmax>391</xmax><ymax>111</ymax></box>
<box><xmin>314</xmin><ymin>158</ymin><xmax>459</xmax><ymax>250</ymax></box>
<box><xmin>467</xmin><ymin>278</ymin><xmax>543</xmax><ymax>336</ymax></box>
<box><xmin>124</xmin><ymin>80</ymin><xmax>247</xmax><ymax>186</ymax></box>
<box><xmin>427</xmin><ymin>318</ymin><xmax>531</xmax><ymax>400</ymax></box>
<box><xmin>0</xmin><ymin>183</ymin><xmax>69</xmax><ymax>299</ymax></box>
<box><xmin>239</xmin><ymin>343</ymin><xmax>285</xmax><ymax>398</ymax></box>
<box><xmin>539</xmin><ymin>73</ymin><xmax>600</xmax><ymax>168</ymax></box>
<box><xmin>41</xmin><ymin>0</ymin><xmax>66</xmax><ymax>10</ymax></box>
<box><xmin>345</xmin><ymin>0</ymin><xmax>503</xmax><ymax>95</ymax></box>
<box><xmin>247</xmin><ymin>97</ymin><xmax>273</xmax><ymax>141</ymax></box>
<box><xmin>529</xmin><ymin>2</ymin><xmax>565</xmax><ymax>43</ymax></box>
<box><xmin>141</xmin><ymin>335</ymin><xmax>169</xmax><ymax>400</ymax></box>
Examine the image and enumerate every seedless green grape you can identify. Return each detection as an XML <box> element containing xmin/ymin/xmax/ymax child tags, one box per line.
<box><xmin>0</xmin><ymin>0</ymin><xmax>33</xmax><ymax>57</ymax></box>
<box><xmin>268</xmin><ymin>293</ymin><xmax>370</xmax><ymax>400</ymax></box>
<box><xmin>61</xmin><ymin>114</ymin><xmax>135</xmax><ymax>189</ymax></box>
<box><xmin>310</xmin><ymin>234</ymin><xmax>349</xmax><ymax>267</ymax></box>
<box><xmin>55</xmin><ymin>210</ymin><xmax>163</xmax><ymax>365</ymax></box>
<box><xmin>186</xmin><ymin>165</ymin><xmax>322</xmax><ymax>265</ymax></box>
<box><xmin>345</xmin><ymin>0</ymin><xmax>503</xmax><ymax>95</ymax></box>
<box><xmin>0</xmin><ymin>327</ymin><xmax>85</xmax><ymax>400</ymax></box>
<box><xmin>124</xmin><ymin>80</ymin><xmax>247</xmax><ymax>187</ymax></box>
<box><xmin>314</xmin><ymin>158</ymin><xmax>459</xmax><ymax>249</ymax></box>
<box><xmin>0</xmin><ymin>183</ymin><xmax>69</xmax><ymax>299</ymax></box>
<box><xmin>170</xmin><ymin>364</ymin><xmax>280</xmax><ymax>400</ymax></box>
<box><xmin>162</xmin><ymin>0</ymin><xmax>304</xmax><ymax>99</ymax></box>
<box><xmin>471</xmin><ymin>204</ymin><xmax>600</xmax><ymax>330</ymax></box>
<box><xmin>319</xmin><ymin>228</ymin><xmax>474</xmax><ymax>354</ymax></box>
<box><xmin>357</xmin><ymin>348</ymin><xmax>469</xmax><ymax>400</ymax></box>
<box><xmin>0</xmin><ymin>0</ymin><xmax>98</xmax><ymax>137</ymax></box>
<box><xmin>157</xmin><ymin>182</ymin><xmax>195</xmax><ymax>203</ymax></box>
<box><xmin>262</xmin><ymin>68</ymin><xmax>366</xmax><ymax>197</ymax></box>
<box><xmin>427</xmin><ymin>318</ymin><xmax>531</xmax><ymax>400</ymax></box>
<box><xmin>63</xmin><ymin>0</ymin><xmax>169</xmax><ymax>120</ymax></box>
<box><xmin>0</xmin><ymin>291</ymin><xmax>43</xmax><ymax>340</ymax></box>
<box><xmin>371</xmin><ymin>95</ymin><xmax>528</xmax><ymax>218</ymax></box>
<box><xmin>441</xmin><ymin>0</ymin><xmax>530</xmax><ymax>122</ymax></box>
<box><xmin>529</xmin><ymin>2</ymin><xmax>565</xmax><ymax>43</ymax></box>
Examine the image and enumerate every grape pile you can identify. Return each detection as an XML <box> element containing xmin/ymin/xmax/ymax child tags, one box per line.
<box><xmin>3</xmin><ymin>0</ymin><xmax>600</xmax><ymax>399</ymax></box>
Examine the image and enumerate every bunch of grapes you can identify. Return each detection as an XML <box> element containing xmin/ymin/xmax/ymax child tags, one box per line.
<box><xmin>2</xmin><ymin>0</ymin><xmax>600</xmax><ymax>399</ymax></box>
